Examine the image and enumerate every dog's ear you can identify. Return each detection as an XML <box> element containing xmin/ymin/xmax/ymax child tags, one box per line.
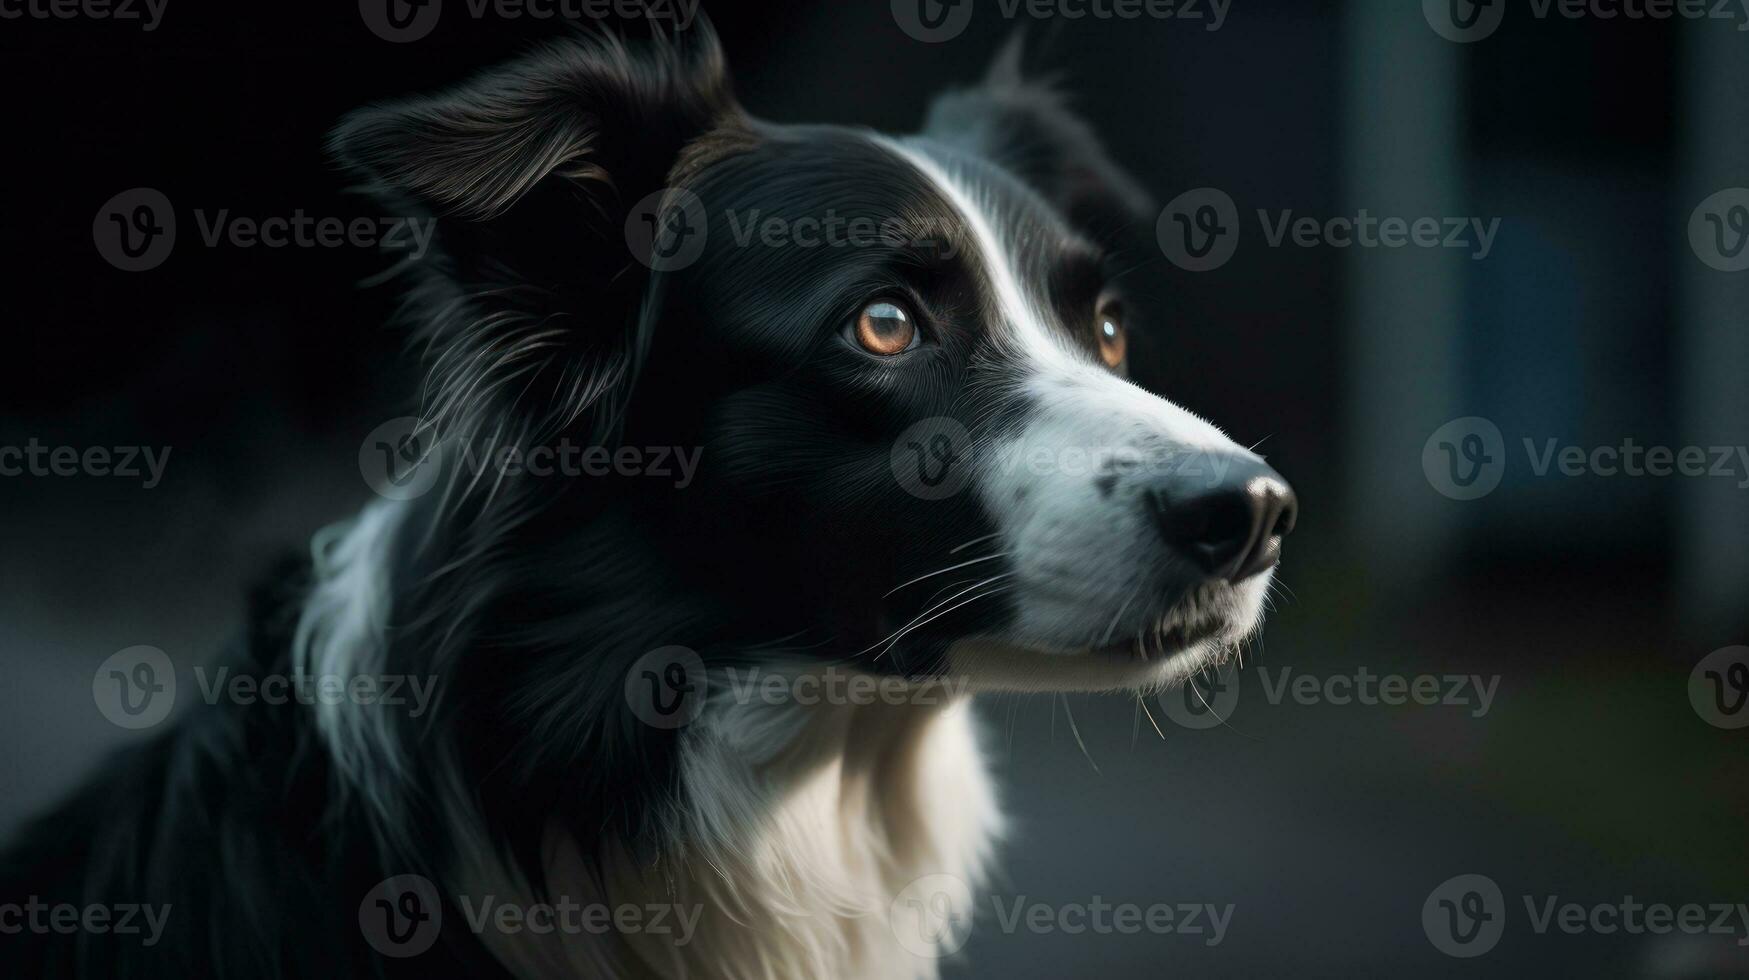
<box><xmin>922</xmin><ymin>35</ymin><xmax>1153</xmax><ymax>244</ymax></box>
<box><xmin>330</xmin><ymin>26</ymin><xmax>743</xmax><ymax>447</ymax></box>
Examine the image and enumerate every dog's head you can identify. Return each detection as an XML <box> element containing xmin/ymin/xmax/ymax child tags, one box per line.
<box><xmin>332</xmin><ymin>25</ymin><xmax>1294</xmax><ymax>698</ymax></box>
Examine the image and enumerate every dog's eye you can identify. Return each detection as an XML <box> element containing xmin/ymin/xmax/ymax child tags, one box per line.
<box><xmin>851</xmin><ymin>300</ymin><xmax>919</xmax><ymax>356</ymax></box>
<box><xmin>1096</xmin><ymin>305</ymin><xmax>1126</xmax><ymax>368</ymax></box>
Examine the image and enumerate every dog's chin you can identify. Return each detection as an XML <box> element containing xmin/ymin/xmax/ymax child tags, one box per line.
<box><xmin>943</xmin><ymin>574</ymin><xmax>1270</xmax><ymax>694</ymax></box>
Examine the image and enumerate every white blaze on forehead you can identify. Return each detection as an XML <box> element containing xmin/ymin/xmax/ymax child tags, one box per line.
<box><xmin>873</xmin><ymin>134</ymin><xmax>1082</xmax><ymax>371</ymax></box>
<box><xmin>872</xmin><ymin>133</ymin><xmax>1244</xmax><ymax>457</ymax></box>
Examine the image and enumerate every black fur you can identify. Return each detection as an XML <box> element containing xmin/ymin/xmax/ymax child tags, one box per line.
<box><xmin>2</xmin><ymin>21</ymin><xmax>1161</xmax><ymax>979</ymax></box>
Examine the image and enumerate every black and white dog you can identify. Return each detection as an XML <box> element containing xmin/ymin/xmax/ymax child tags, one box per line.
<box><xmin>2</xmin><ymin>22</ymin><xmax>1294</xmax><ymax>979</ymax></box>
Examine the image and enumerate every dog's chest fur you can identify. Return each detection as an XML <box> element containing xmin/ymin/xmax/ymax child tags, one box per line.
<box><xmin>469</xmin><ymin>688</ymin><xmax>1002</xmax><ymax>980</ymax></box>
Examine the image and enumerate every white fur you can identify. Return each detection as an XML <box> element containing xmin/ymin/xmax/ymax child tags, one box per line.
<box><xmin>291</xmin><ymin>498</ymin><xmax>413</xmax><ymax>822</ymax></box>
<box><xmin>465</xmin><ymin>675</ymin><xmax>1001</xmax><ymax>980</ymax></box>
<box><xmin>877</xmin><ymin>135</ymin><xmax>1274</xmax><ymax>685</ymax></box>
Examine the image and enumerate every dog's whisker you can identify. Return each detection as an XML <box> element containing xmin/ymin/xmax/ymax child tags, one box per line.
<box><xmin>1059</xmin><ymin>695</ymin><xmax>1099</xmax><ymax>775</ymax></box>
<box><xmin>883</xmin><ymin>552</ymin><xmax>1011</xmax><ymax>598</ymax></box>
<box><xmin>1138</xmin><ymin>694</ymin><xmax>1167</xmax><ymax>741</ymax></box>
<box><xmin>868</xmin><ymin>580</ymin><xmax>1016</xmax><ymax>661</ymax></box>
<box><xmin>949</xmin><ymin>532</ymin><xmax>1004</xmax><ymax>555</ymax></box>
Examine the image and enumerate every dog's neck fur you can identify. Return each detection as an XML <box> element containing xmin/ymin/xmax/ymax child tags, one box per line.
<box><xmin>475</xmin><ymin>692</ymin><xmax>1002</xmax><ymax>980</ymax></box>
<box><xmin>298</xmin><ymin>498</ymin><xmax>1002</xmax><ymax>979</ymax></box>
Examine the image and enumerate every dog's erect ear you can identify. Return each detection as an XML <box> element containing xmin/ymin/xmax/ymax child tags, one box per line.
<box><xmin>922</xmin><ymin>36</ymin><xmax>1152</xmax><ymax>243</ymax></box>
<box><xmin>330</xmin><ymin>26</ymin><xmax>743</xmax><ymax>447</ymax></box>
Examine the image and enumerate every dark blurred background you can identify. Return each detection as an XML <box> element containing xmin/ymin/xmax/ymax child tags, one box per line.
<box><xmin>2</xmin><ymin>0</ymin><xmax>1745</xmax><ymax>976</ymax></box>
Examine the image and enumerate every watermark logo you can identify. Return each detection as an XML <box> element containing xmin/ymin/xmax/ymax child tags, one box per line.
<box><xmin>458</xmin><ymin>439</ymin><xmax>703</xmax><ymax>489</ymax></box>
<box><xmin>1162</xmin><ymin>190</ymin><xmax>1502</xmax><ymax>271</ymax></box>
<box><xmin>722</xmin><ymin>667</ymin><xmax>971</xmax><ymax>708</ymax></box>
<box><xmin>95</xmin><ymin>190</ymin><xmax>433</xmax><ymax>270</ymax></box>
<box><xmin>1426</xmin><ymin>876</ymin><xmax>1749</xmax><ymax>955</ymax></box>
<box><xmin>1158</xmin><ymin>668</ymin><xmax>1241</xmax><ymax>729</ymax></box>
<box><xmin>894</xmin><ymin>0</ymin><xmax>1229</xmax><ymax>41</ymax></box>
<box><xmin>1159</xmin><ymin>188</ymin><xmax>1240</xmax><ymax>272</ymax></box>
<box><xmin>0</xmin><ymin>898</ymin><xmax>172</xmax><ymax>946</ymax></box>
<box><xmin>455</xmin><ymin>896</ymin><xmax>702</xmax><ymax>942</ymax></box>
<box><xmin>890</xmin><ymin>873</ymin><xmax>975</xmax><ymax>958</ymax></box>
<box><xmin>361</xmin><ymin>0</ymin><xmax>700</xmax><ymax>39</ymax></box>
<box><xmin>723</xmin><ymin>210</ymin><xmax>959</xmax><ymax>258</ymax></box>
<box><xmin>891</xmin><ymin>417</ymin><xmax>974</xmax><ymax>501</ymax></box>
<box><xmin>1427</xmin><ymin>0</ymin><xmax>1749</xmax><ymax>42</ymax></box>
<box><xmin>1423</xmin><ymin>417</ymin><xmax>1507</xmax><ymax>501</ymax></box>
<box><xmin>359</xmin><ymin>417</ymin><xmax>443</xmax><ymax>500</ymax></box>
<box><xmin>1423</xmin><ymin>0</ymin><xmax>1505</xmax><ymax>42</ymax></box>
<box><xmin>360</xmin><ymin>875</ymin><xmax>443</xmax><ymax>957</ymax></box>
<box><xmin>0</xmin><ymin>0</ymin><xmax>167</xmax><ymax>30</ymax></box>
<box><xmin>191</xmin><ymin>668</ymin><xmax>439</xmax><ymax>716</ymax></box>
<box><xmin>1423</xmin><ymin>874</ymin><xmax>1506</xmax><ymax>957</ymax></box>
<box><xmin>1425</xmin><ymin>418</ymin><xmax>1749</xmax><ymax>500</ymax></box>
<box><xmin>624</xmin><ymin>646</ymin><xmax>707</xmax><ymax>729</ymax></box>
<box><xmin>1259</xmin><ymin>667</ymin><xmax>1500</xmax><ymax>718</ymax></box>
<box><xmin>625</xmin><ymin>187</ymin><xmax>708</xmax><ymax>272</ymax></box>
<box><xmin>1690</xmin><ymin>188</ymin><xmax>1749</xmax><ymax>272</ymax></box>
<box><xmin>360</xmin><ymin>0</ymin><xmax>442</xmax><ymax>42</ymax></box>
<box><xmin>0</xmin><ymin>440</ymin><xmax>172</xmax><ymax>488</ymax></box>
<box><xmin>1690</xmin><ymin>646</ymin><xmax>1749</xmax><ymax>730</ymax></box>
<box><xmin>94</xmin><ymin>188</ymin><xmax>176</xmax><ymax>272</ymax></box>
<box><xmin>92</xmin><ymin>645</ymin><xmax>176</xmax><ymax>730</ymax></box>
<box><xmin>892</xmin><ymin>0</ymin><xmax>975</xmax><ymax>42</ymax></box>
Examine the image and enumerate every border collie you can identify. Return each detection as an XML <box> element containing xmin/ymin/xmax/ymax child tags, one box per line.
<box><xmin>2</xmin><ymin>22</ymin><xmax>1294</xmax><ymax>979</ymax></box>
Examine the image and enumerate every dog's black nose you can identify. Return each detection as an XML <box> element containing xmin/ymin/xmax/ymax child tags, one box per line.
<box><xmin>1146</xmin><ymin>456</ymin><xmax>1297</xmax><ymax>582</ymax></box>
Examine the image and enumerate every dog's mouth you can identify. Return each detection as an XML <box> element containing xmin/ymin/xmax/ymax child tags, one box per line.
<box><xmin>1088</xmin><ymin>613</ymin><xmax>1231</xmax><ymax>661</ymax></box>
<box><xmin>944</xmin><ymin>577</ymin><xmax>1264</xmax><ymax>693</ymax></box>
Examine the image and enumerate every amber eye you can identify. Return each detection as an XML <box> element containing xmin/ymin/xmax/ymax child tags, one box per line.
<box><xmin>852</xmin><ymin>300</ymin><xmax>918</xmax><ymax>356</ymax></box>
<box><xmin>1096</xmin><ymin>305</ymin><xmax>1127</xmax><ymax>368</ymax></box>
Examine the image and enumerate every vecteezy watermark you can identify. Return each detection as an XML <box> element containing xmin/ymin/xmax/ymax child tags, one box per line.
<box><xmin>990</xmin><ymin>443</ymin><xmax>1237</xmax><ymax>486</ymax></box>
<box><xmin>360</xmin><ymin>875</ymin><xmax>443</xmax><ymax>957</ymax></box>
<box><xmin>358</xmin><ymin>418</ymin><xmax>707</xmax><ymax>501</ymax></box>
<box><xmin>1160</xmin><ymin>665</ymin><xmax>1501</xmax><ymax>729</ymax></box>
<box><xmin>1423</xmin><ymin>874</ymin><xmax>1749</xmax><ymax>958</ymax></box>
<box><xmin>92</xmin><ymin>188</ymin><xmax>175</xmax><ymax>272</ymax></box>
<box><xmin>1422</xmin><ymin>874</ymin><xmax>1508</xmax><ymax>957</ymax></box>
<box><xmin>1158</xmin><ymin>188</ymin><xmax>1500</xmax><ymax>272</ymax></box>
<box><xmin>1422</xmin><ymin>417</ymin><xmax>1507</xmax><ymax>501</ymax></box>
<box><xmin>1425</xmin><ymin>0</ymin><xmax>1749</xmax><ymax>43</ymax></box>
<box><xmin>0</xmin><ymin>439</ymin><xmax>171</xmax><ymax>488</ymax></box>
<box><xmin>624</xmin><ymin>187</ymin><xmax>708</xmax><ymax>272</ymax></box>
<box><xmin>1423</xmin><ymin>417</ymin><xmax>1749</xmax><ymax>501</ymax></box>
<box><xmin>1158</xmin><ymin>668</ymin><xmax>1242</xmax><ymax>730</ymax></box>
<box><xmin>1690</xmin><ymin>646</ymin><xmax>1749</xmax><ymax>730</ymax></box>
<box><xmin>0</xmin><ymin>0</ymin><xmax>167</xmax><ymax>30</ymax></box>
<box><xmin>1257</xmin><ymin>209</ymin><xmax>1499</xmax><ymax>260</ymax></box>
<box><xmin>94</xmin><ymin>189</ymin><xmax>434</xmax><ymax>272</ymax></box>
<box><xmin>722</xmin><ymin>210</ymin><xmax>960</xmax><ymax>259</ymax></box>
<box><xmin>893</xmin><ymin>0</ymin><xmax>1230</xmax><ymax>44</ymax></box>
<box><xmin>191</xmin><ymin>667</ymin><xmax>440</xmax><ymax>717</ymax></box>
<box><xmin>721</xmin><ymin>667</ymin><xmax>971</xmax><ymax>709</ymax></box>
<box><xmin>456</xmin><ymin>896</ymin><xmax>702</xmax><ymax>944</ymax></box>
<box><xmin>359</xmin><ymin>417</ymin><xmax>443</xmax><ymax>501</ymax></box>
<box><xmin>94</xmin><ymin>653</ymin><xmax>439</xmax><ymax>730</ymax></box>
<box><xmin>893</xmin><ymin>424</ymin><xmax>1235</xmax><ymax>503</ymax></box>
<box><xmin>889</xmin><ymin>874</ymin><xmax>1234</xmax><ymax>959</ymax></box>
<box><xmin>1258</xmin><ymin>667</ymin><xmax>1500</xmax><ymax>718</ymax></box>
<box><xmin>0</xmin><ymin>898</ymin><xmax>172</xmax><ymax>947</ymax></box>
<box><xmin>1157</xmin><ymin>188</ymin><xmax>1241</xmax><ymax>273</ymax></box>
<box><xmin>456</xmin><ymin>440</ymin><xmax>704</xmax><ymax>489</ymax></box>
<box><xmin>1690</xmin><ymin>188</ymin><xmax>1749</xmax><ymax>272</ymax></box>
<box><xmin>624</xmin><ymin>646</ymin><xmax>708</xmax><ymax>729</ymax></box>
<box><xmin>92</xmin><ymin>645</ymin><xmax>177</xmax><ymax>729</ymax></box>
<box><xmin>1422</xmin><ymin>0</ymin><xmax>1508</xmax><ymax>42</ymax></box>
<box><xmin>892</xmin><ymin>417</ymin><xmax>975</xmax><ymax>501</ymax></box>
<box><xmin>359</xmin><ymin>0</ymin><xmax>700</xmax><ymax>43</ymax></box>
